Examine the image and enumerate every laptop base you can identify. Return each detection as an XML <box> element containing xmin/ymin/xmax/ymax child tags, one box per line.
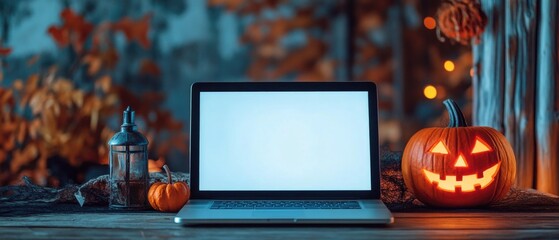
<box><xmin>175</xmin><ymin>200</ymin><xmax>393</xmax><ymax>225</ymax></box>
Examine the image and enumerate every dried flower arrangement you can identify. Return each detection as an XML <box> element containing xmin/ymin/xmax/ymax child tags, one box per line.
<box><xmin>0</xmin><ymin>8</ymin><xmax>186</xmax><ymax>187</ymax></box>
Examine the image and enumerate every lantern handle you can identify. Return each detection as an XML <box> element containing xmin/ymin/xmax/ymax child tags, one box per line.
<box><xmin>443</xmin><ymin>99</ymin><xmax>468</xmax><ymax>127</ymax></box>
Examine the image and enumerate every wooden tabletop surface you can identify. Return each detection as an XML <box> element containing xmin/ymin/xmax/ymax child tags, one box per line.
<box><xmin>2</xmin><ymin>211</ymin><xmax>559</xmax><ymax>239</ymax></box>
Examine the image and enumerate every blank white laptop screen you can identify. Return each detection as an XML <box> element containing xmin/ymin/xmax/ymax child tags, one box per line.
<box><xmin>199</xmin><ymin>91</ymin><xmax>372</xmax><ymax>191</ymax></box>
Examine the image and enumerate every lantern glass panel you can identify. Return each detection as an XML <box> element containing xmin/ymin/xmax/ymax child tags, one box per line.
<box><xmin>109</xmin><ymin>146</ymin><xmax>148</xmax><ymax>208</ymax></box>
<box><xmin>129</xmin><ymin>149</ymin><xmax>147</xmax><ymax>179</ymax></box>
<box><xmin>110</xmin><ymin>149</ymin><xmax>125</xmax><ymax>180</ymax></box>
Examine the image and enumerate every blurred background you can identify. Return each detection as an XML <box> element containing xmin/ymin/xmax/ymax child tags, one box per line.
<box><xmin>0</xmin><ymin>0</ymin><xmax>474</xmax><ymax>187</ymax></box>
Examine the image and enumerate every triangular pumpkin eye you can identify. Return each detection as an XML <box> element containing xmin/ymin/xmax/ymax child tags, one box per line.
<box><xmin>429</xmin><ymin>141</ymin><xmax>449</xmax><ymax>154</ymax></box>
<box><xmin>471</xmin><ymin>138</ymin><xmax>492</xmax><ymax>154</ymax></box>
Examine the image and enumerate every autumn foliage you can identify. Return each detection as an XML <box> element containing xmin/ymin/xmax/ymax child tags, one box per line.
<box><xmin>0</xmin><ymin>8</ymin><xmax>186</xmax><ymax>187</ymax></box>
<box><xmin>48</xmin><ymin>8</ymin><xmax>94</xmax><ymax>53</ymax></box>
<box><xmin>208</xmin><ymin>0</ymin><xmax>334</xmax><ymax>81</ymax></box>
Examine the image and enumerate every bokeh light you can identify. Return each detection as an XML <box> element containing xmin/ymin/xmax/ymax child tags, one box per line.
<box><xmin>423</xmin><ymin>17</ymin><xmax>436</xmax><ymax>30</ymax></box>
<box><xmin>444</xmin><ymin>60</ymin><xmax>455</xmax><ymax>72</ymax></box>
<box><xmin>423</xmin><ymin>85</ymin><xmax>437</xmax><ymax>99</ymax></box>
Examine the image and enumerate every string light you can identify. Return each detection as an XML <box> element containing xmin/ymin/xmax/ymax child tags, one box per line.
<box><xmin>423</xmin><ymin>17</ymin><xmax>436</xmax><ymax>30</ymax></box>
<box><xmin>424</xmin><ymin>85</ymin><xmax>437</xmax><ymax>99</ymax></box>
<box><xmin>444</xmin><ymin>60</ymin><xmax>455</xmax><ymax>72</ymax></box>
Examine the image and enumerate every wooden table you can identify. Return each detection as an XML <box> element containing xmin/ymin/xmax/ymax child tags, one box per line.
<box><xmin>2</xmin><ymin>171</ymin><xmax>559</xmax><ymax>239</ymax></box>
<box><xmin>2</xmin><ymin>208</ymin><xmax>559</xmax><ymax>239</ymax></box>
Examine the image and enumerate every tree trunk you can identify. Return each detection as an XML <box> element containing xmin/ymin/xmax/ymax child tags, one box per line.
<box><xmin>473</xmin><ymin>0</ymin><xmax>559</xmax><ymax>194</ymax></box>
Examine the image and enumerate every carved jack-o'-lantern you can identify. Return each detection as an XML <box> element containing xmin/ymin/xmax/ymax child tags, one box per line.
<box><xmin>402</xmin><ymin>99</ymin><xmax>516</xmax><ymax>207</ymax></box>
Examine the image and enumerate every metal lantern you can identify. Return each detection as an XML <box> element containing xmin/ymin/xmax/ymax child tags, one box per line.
<box><xmin>108</xmin><ymin>106</ymin><xmax>149</xmax><ymax>209</ymax></box>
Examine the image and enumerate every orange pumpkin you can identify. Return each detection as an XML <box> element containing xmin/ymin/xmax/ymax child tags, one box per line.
<box><xmin>148</xmin><ymin>165</ymin><xmax>190</xmax><ymax>212</ymax></box>
<box><xmin>402</xmin><ymin>99</ymin><xmax>516</xmax><ymax>207</ymax></box>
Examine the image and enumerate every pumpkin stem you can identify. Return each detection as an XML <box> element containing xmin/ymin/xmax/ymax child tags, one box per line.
<box><xmin>443</xmin><ymin>99</ymin><xmax>468</xmax><ymax>127</ymax></box>
<box><xmin>163</xmin><ymin>165</ymin><xmax>173</xmax><ymax>184</ymax></box>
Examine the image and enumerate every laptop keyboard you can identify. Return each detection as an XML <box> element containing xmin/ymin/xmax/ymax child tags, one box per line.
<box><xmin>210</xmin><ymin>200</ymin><xmax>361</xmax><ymax>209</ymax></box>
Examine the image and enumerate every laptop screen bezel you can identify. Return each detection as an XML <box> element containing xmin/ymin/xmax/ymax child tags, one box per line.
<box><xmin>190</xmin><ymin>82</ymin><xmax>380</xmax><ymax>200</ymax></box>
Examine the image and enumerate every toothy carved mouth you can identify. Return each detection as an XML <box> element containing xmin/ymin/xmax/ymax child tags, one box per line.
<box><xmin>423</xmin><ymin>162</ymin><xmax>500</xmax><ymax>192</ymax></box>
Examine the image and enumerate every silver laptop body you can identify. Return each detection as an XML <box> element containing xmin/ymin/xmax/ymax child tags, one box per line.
<box><xmin>176</xmin><ymin>82</ymin><xmax>393</xmax><ymax>225</ymax></box>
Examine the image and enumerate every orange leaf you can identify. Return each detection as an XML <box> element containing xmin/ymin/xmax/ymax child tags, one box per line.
<box><xmin>246</xmin><ymin>58</ymin><xmax>268</xmax><ymax>80</ymax></box>
<box><xmin>13</xmin><ymin>79</ymin><xmax>24</xmax><ymax>91</ymax></box>
<box><xmin>296</xmin><ymin>60</ymin><xmax>335</xmax><ymax>82</ymax></box>
<box><xmin>95</xmin><ymin>75</ymin><xmax>112</xmax><ymax>93</ymax></box>
<box><xmin>0</xmin><ymin>150</ymin><xmax>6</xmax><ymax>164</ymax></box>
<box><xmin>267</xmin><ymin>18</ymin><xmax>290</xmax><ymax>42</ymax></box>
<box><xmin>17</xmin><ymin>121</ymin><xmax>27</xmax><ymax>144</ymax></box>
<box><xmin>3</xmin><ymin>135</ymin><xmax>16</xmax><ymax>152</ymax></box>
<box><xmin>0</xmin><ymin>47</ymin><xmax>12</xmax><ymax>56</ymax></box>
<box><xmin>358</xmin><ymin>61</ymin><xmax>393</xmax><ymax>82</ymax></box>
<box><xmin>91</xmin><ymin>108</ymin><xmax>100</xmax><ymax>130</ymax></box>
<box><xmin>102</xmin><ymin>48</ymin><xmax>119</xmax><ymax>69</ymax></box>
<box><xmin>48</xmin><ymin>26</ymin><xmax>70</xmax><ymax>46</ymax></box>
<box><xmin>257</xmin><ymin>44</ymin><xmax>285</xmax><ymax>58</ymax></box>
<box><xmin>83</xmin><ymin>48</ymin><xmax>119</xmax><ymax>75</ymax></box>
<box><xmin>61</xmin><ymin>8</ymin><xmax>93</xmax><ymax>46</ymax></box>
<box><xmin>269</xmin><ymin>37</ymin><xmax>325</xmax><ymax>79</ymax></box>
<box><xmin>241</xmin><ymin>23</ymin><xmax>265</xmax><ymax>43</ymax></box>
<box><xmin>1</xmin><ymin>89</ymin><xmax>14</xmax><ymax>107</ymax></box>
<box><xmin>290</xmin><ymin>8</ymin><xmax>317</xmax><ymax>29</ymax></box>
<box><xmin>10</xmin><ymin>143</ymin><xmax>39</xmax><ymax>174</ymax></box>
<box><xmin>29</xmin><ymin>119</ymin><xmax>41</xmax><ymax>140</ymax></box>
<box><xmin>48</xmin><ymin>8</ymin><xmax>93</xmax><ymax>52</ymax></box>
<box><xmin>1</xmin><ymin>122</ymin><xmax>17</xmax><ymax>134</ymax></box>
<box><xmin>71</xmin><ymin>90</ymin><xmax>84</xmax><ymax>108</ymax></box>
<box><xmin>139</xmin><ymin>59</ymin><xmax>161</xmax><ymax>76</ymax></box>
<box><xmin>83</xmin><ymin>54</ymin><xmax>103</xmax><ymax>76</ymax></box>
<box><xmin>112</xmin><ymin>14</ymin><xmax>152</xmax><ymax>49</ymax></box>
<box><xmin>25</xmin><ymin>74</ymin><xmax>40</xmax><ymax>93</ymax></box>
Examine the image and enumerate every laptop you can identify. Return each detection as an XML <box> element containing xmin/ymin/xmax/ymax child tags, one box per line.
<box><xmin>175</xmin><ymin>82</ymin><xmax>393</xmax><ymax>225</ymax></box>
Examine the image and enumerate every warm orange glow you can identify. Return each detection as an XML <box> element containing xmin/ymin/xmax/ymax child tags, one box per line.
<box><xmin>423</xmin><ymin>85</ymin><xmax>437</xmax><ymax>99</ymax></box>
<box><xmin>444</xmin><ymin>60</ymin><xmax>455</xmax><ymax>72</ymax></box>
<box><xmin>423</xmin><ymin>163</ymin><xmax>501</xmax><ymax>192</ymax></box>
<box><xmin>435</xmin><ymin>86</ymin><xmax>447</xmax><ymax>99</ymax></box>
<box><xmin>423</xmin><ymin>17</ymin><xmax>436</xmax><ymax>30</ymax></box>
<box><xmin>429</xmin><ymin>141</ymin><xmax>449</xmax><ymax>154</ymax></box>
<box><xmin>472</xmin><ymin>138</ymin><xmax>492</xmax><ymax>154</ymax></box>
<box><xmin>454</xmin><ymin>154</ymin><xmax>468</xmax><ymax>167</ymax></box>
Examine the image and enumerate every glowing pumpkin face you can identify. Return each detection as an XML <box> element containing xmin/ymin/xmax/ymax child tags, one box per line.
<box><xmin>402</xmin><ymin>99</ymin><xmax>516</xmax><ymax>207</ymax></box>
<box><xmin>423</xmin><ymin>137</ymin><xmax>498</xmax><ymax>193</ymax></box>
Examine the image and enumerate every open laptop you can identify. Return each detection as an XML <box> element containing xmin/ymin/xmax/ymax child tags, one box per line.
<box><xmin>175</xmin><ymin>82</ymin><xmax>393</xmax><ymax>225</ymax></box>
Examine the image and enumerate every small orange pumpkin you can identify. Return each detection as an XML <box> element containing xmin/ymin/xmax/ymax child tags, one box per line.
<box><xmin>148</xmin><ymin>165</ymin><xmax>190</xmax><ymax>212</ymax></box>
<box><xmin>402</xmin><ymin>99</ymin><xmax>516</xmax><ymax>207</ymax></box>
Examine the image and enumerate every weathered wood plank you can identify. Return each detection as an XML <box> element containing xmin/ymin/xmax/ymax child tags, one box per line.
<box><xmin>474</xmin><ymin>0</ymin><xmax>559</xmax><ymax>195</ymax></box>
<box><xmin>2</xmin><ymin>212</ymin><xmax>559</xmax><ymax>239</ymax></box>
<box><xmin>2</xmin><ymin>212</ymin><xmax>559</xmax><ymax>230</ymax></box>
<box><xmin>535</xmin><ymin>0</ymin><xmax>559</xmax><ymax>195</ymax></box>
<box><xmin>472</xmin><ymin>0</ymin><xmax>506</xmax><ymax>130</ymax></box>
<box><xmin>1</xmin><ymin>227</ymin><xmax>558</xmax><ymax>240</ymax></box>
<box><xmin>1</xmin><ymin>216</ymin><xmax>559</xmax><ymax>239</ymax></box>
<box><xmin>504</xmin><ymin>0</ymin><xmax>537</xmax><ymax>189</ymax></box>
